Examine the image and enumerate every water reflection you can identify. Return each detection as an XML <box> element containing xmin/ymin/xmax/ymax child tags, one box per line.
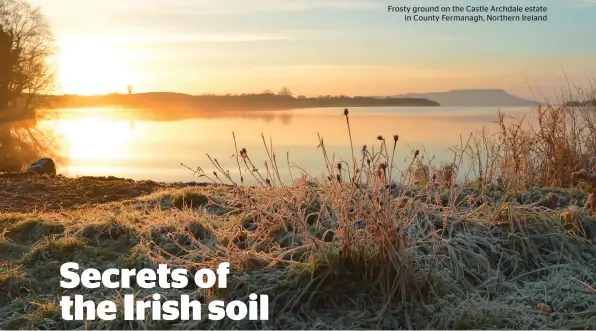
<box><xmin>38</xmin><ymin>106</ymin><xmax>533</xmax><ymax>183</ymax></box>
<box><xmin>51</xmin><ymin>107</ymin><xmax>295</xmax><ymax>124</ymax></box>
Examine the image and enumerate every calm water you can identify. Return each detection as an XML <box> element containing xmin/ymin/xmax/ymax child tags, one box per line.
<box><xmin>38</xmin><ymin>106</ymin><xmax>533</xmax><ymax>183</ymax></box>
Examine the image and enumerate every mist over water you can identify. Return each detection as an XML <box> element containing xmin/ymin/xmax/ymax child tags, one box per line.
<box><xmin>38</xmin><ymin>106</ymin><xmax>533</xmax><ymax>183</ymax></box>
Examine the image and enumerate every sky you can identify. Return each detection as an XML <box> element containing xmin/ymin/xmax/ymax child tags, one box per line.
<box><xmin>27</xmin><ymin>0</ymin><xmax>596</xmax><ymax>99</ymax></box>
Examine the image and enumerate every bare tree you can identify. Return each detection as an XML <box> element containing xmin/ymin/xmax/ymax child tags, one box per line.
<box><xmin>126</xmin><ymin>84</ymin><xmax>133</xmax><ymax>95</ymax></box>
<box><xmin>0</xmin><ymin>0</ymin><xmax>56</xmax><ymax>172</ymax></box>
<box><xmin>278</xmin><ymin>87</ymin><xmax>293</xmax><ymax>97</ymax></box>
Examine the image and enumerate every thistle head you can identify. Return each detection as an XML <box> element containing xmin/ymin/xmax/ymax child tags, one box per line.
<box><xmin>344</xmin><ymin>108</ymin><xmax>349</xmax><ymax>116</ymax></box>
<box><xmin>377</xmin><ymin>135</ymin><xmax>384</xmax><ymax>141</ymax></box>
<box><xmin>337</xmin><ymin>162</ymin><xmax>342</xmax><ymax>170</ymax></box>
<box><xmin>393</xmin><ymin>134</ymin><xmax>399</xmax><ymax>142</ymax></box>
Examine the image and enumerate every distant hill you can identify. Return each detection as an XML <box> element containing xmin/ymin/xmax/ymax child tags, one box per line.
<box><xmin>45</xmin><ymin>92</ymin><xmax>439</xmax><ymax>111</ymax></box>
<box><xmin>391</xmin><ymin>89</ymin><xmax>537</xmax><ymax>107</ymax></box>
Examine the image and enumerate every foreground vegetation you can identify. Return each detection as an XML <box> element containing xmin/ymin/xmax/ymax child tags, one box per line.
<box><xmin>0</xmin><ymin>179</ymin><xmax>595</xmax><ymax>329</ymax></box>
<box><xmin>2</xmin><ymin>94</ymin><xmax>596</xmax><ymax>329</ymax></box>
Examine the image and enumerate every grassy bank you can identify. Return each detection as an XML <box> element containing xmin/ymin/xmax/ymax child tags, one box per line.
<box><xmin>0</xmin><ymin>181</ymin><xmax>595</xmax><ymax>329</ymax></box>
<box><xmin>1</xmin><ymin>98</ymin><xmax>596</xmax><ymax>329</ymax></box>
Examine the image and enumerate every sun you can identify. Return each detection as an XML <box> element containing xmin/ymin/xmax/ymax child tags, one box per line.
<box><xmin>57</xmin><ymin>38</ymin><xmax>141</xmax><ymax>95</ymax></box>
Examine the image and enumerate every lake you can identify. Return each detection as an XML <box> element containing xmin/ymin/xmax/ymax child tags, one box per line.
<box><xmin>38</xmin><ymin>106</ymin><xmax>533</xmax><ymax>184</ymax></box>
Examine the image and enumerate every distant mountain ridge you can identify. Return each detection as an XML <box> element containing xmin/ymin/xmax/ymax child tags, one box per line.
<box><xmin>391</xmin><ymin>89</ymin><xmax>536</xmax><ymax>107</ymax></box>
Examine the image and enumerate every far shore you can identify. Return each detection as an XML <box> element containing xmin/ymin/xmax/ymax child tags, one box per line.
<box><xmin>44</xmin><ymin>92</ymin><xmax>440</xmax><ymax>112</ymax></box>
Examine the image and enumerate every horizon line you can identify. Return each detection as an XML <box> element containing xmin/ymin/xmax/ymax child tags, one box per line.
<box><xmin>48</xmin><ymin>87</ymin><xmax>525</xmax><ymax>98</ymax></box>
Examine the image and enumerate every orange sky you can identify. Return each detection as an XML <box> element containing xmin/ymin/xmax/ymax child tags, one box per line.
<box><xmin>28</xmin><ymin>0</ymin><xmax>596</xmax><ymax>99</ymax></box>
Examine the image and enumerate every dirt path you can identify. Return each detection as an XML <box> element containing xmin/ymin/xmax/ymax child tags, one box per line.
<box><xmin>0</xmin><ymin>173</ymin><xmax>202</xmax><ymax>213</ymax></box>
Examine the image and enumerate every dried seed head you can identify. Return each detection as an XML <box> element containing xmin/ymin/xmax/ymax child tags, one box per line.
<box><xmin>337</xmin><ymin>163</ymin><xmax>342</xmax><ymax>170</ymax></box>
<box><xmin>367</xmin><ymin>159</ymin><xmax>371</xmax><ymax>165</ymax></box>
<box><xmin>380</xmin><ymin>162</ymin><xmax>387</xmax><ymax>170</ymax></box>
<box><xmin>377</xmin><ymin>135</ymin><xmax>384</xmax><ymax>141</ymax></box>
<box><xmin>213</xmin><ymin>171</ymin><xmax>218</xmax><ymax>176</ymax></box>
<box><xmin>414</xmin><ymin>150</ymin><xmax>420</xmax><ymax>157</ymax></box>
<box><xmin>266</xmin><ymin>178</ymin><xmax>271</xmax><ymax>185</ymax></box>
<box><xmin>336</xmin><ymin>174</ymin><xmax>342</xmax><ymax>182</ymax></box>
<box><xmin>376</xmin><ymin>164</ymin><xmax>386</xmax><ymax>177</ymax></box>
<box><xmin>344</xmin><ymin>108</ymin><xmax>349</xmax><ymax>116</ymax></box>
<box><xmin>393</xmin><ymin>134</ymin><xmax>399</xmax><ymax>142</ymax></box>
<box><xmin>362</xmin><ymin>145</ymin><xmax>367</xmax><ymax>152</ymax></box>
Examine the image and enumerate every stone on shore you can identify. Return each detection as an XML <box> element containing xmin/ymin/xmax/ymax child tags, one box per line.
<box><xmin>26</xmin><ymin>158</ymin><xmax>56</xmax><ymax>176</ymax></box>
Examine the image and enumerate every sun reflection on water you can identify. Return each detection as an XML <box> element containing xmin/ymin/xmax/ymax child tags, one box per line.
<box><xmin>43</xmin><ymin>116</ymin><xmax>139</xmax><ymax>161</ymax></box>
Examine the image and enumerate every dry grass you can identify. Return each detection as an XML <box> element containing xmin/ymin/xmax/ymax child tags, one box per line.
<box><xmin>464</xmin><ymin>86</ymin><xmax>596</xmax><ymax>192</ymax></box>
<box><xmin>1</xmin><ymin>99</ymin><xmax>596</xmax><ymax>329</ymax></box>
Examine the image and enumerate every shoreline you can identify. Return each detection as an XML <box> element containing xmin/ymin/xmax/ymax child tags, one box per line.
<box><xmin>0</xmin><ymin>173</ymin><xmax>217</xmax><ymax>213</ymax></box>
<box><xmin>44</xmin><ymin>94</ymin><xmax>440</xmax><ymax>113</ymax></box>
<box><xmin>1</xmin><ymin>171</ymin><xmax>594</xmax><ymax>215</ymax></box>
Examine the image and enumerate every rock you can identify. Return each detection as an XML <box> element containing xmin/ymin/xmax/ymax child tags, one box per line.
<box><xmin>26</xmin><ymin>158</ymin><xmax>56</xmax><ymax>176</ymax></box>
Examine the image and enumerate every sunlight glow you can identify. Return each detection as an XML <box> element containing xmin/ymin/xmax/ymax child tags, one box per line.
<box><xmin>48</xmin><ymin>116</ymin><xmax>139</xmax><ymax>161</ymax></box>
<box><xmin>57</xmin><ymin>39</ymin><xmax>141</xmax><ymax>95</ymax></box>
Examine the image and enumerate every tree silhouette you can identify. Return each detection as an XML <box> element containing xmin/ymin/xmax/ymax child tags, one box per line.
<box><xmin>126</xmin><ymin>84</ymin><xmax>133</xmax><ymax>95</ymax></box>
<box><xmin>278</xmin><ymin>87</ymin><xmax>293</xmax><ymax>97</ymax></box>
<box><xmin>0</xmin><ymin>0</ymin><xmax>56</xmax><ymax>172</ymax></box>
